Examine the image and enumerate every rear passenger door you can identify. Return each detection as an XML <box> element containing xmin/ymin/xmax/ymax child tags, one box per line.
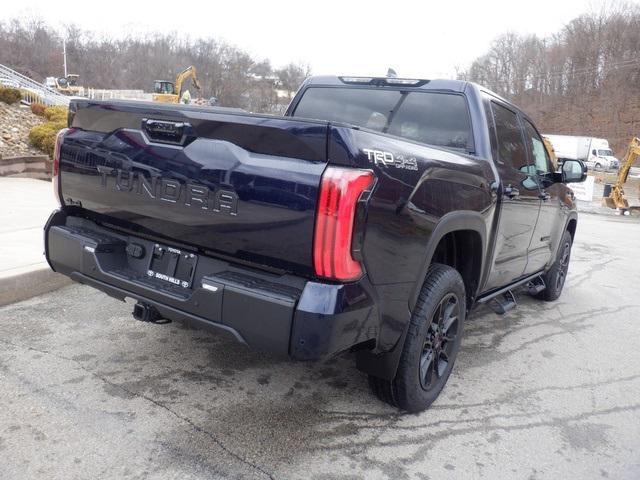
<box><xmin>484</xmin><ymin>101</ymin><xmax>542</xmax><ymax>291</ymax></box>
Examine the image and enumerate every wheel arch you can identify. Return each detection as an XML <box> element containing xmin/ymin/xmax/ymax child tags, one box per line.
<box><xmin>357</xmin><ymin>211</ymin><xmax>488</xmax><ymax>381</ymax></box>
<box><xmin>408</xmin><ymin>211</ymin><xmax>487</xmax><ymax>312</ymax></box>
<box><xmin>551</xmin><ymin>212</ymin><xmax>578</xmax><ymax>263</ymax></box>
<box><xmin>566</xmin><ymin>215</ymin><xmax>578</xmax><ymax>240</ymax></box>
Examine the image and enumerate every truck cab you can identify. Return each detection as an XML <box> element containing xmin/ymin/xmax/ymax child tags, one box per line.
<box><xmin>587</xmin><ymin>138</ymin><xmax>619</xmax><ymax>171</ymax></box>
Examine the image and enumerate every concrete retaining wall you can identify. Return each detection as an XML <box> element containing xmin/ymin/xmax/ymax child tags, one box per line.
<box><xmin>0</xmin><ymin>155</ymin><xmax>49</xmax><ymax>179</ymax></box>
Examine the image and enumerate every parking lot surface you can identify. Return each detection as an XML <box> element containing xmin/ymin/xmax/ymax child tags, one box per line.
<box><xmin>1</xmin><ymin>213</ymin><xmax>639</xmax><ymax>480</ymax></box>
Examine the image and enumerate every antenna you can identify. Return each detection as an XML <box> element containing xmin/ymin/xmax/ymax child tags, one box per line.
<box><xmin>386</xmin><ymin>68</ymin><xmax>397</xmax><ymax>78</ymax></box>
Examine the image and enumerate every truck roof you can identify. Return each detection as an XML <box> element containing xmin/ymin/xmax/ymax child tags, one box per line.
<box><xmin>304</xmin><ymin>75</ymin><xmax>469</xmax><ymax>93</ymax></box>
<box><xmin>302</xmin><ymin>75</ymin><xmax>517</xmax><ymax>111</ymax></box>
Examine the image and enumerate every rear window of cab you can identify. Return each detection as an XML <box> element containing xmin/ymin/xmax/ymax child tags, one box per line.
<box><xmin>292</xmin><ymin>87</ymin><xmax>473</xmax><ymax>153</ymax></box>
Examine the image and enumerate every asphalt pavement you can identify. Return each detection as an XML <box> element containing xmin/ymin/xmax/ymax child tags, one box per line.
<box><xmin>1</xmin><ymin>213</ymin><xmax>639</xmax><ymax>479</ymax></box>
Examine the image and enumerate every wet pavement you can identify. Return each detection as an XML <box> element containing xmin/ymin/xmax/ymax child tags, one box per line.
<box><xmin>1</xmin><ymin>213</ymin><xmax>639</xmax><ymax>479</ymax></box>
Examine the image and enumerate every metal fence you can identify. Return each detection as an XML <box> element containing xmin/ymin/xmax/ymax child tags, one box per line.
<box><xmin>0</xmin><ymin>64</ymin><xmax>158</xmax><ymax>106</ymax></box>
<box><xmin>0</xmin><ymin>63</ymin><xmax>70</xmax><ymax>107</ymax></box>
<box><xmin>86</xmin><ymin>89</ymin><xmax>153</xmax><ymax>101</ymax></box>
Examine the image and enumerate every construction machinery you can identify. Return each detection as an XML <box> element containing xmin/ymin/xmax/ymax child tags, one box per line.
<box><xmin>542</xmin><ymin>135</ymin><xmax>559</xmax><ymax>170</ymax></box>
<box><xmin>602</xmin><ymin>137</ymin><xmax>640</xmax><ymax>213</ymax></box>
<box><xmin>543</xmin><ymin>134</ymin><xmax>620</xmax><ymax>171</ymax></box>
<box><xmin>152</xmin><ymin>66</ymin><xmax>201</xmax><ymax>103</ymax></box>
<box><xmin>45</xmin><ymin>74</ymin><xmax>84</xmax><ymax>96</ymax></box>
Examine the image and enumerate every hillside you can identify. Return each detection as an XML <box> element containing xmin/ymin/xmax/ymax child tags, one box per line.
<box><xmin>0</xmin><ymin>102</ymin><xmax>44</xmax><ymax>158</ymax></box>
<box><xmin>516</xmin><ymin>88</ymin><xmax>640</xmax><ymax>160</ymax></box>
<box><xmin>463</xmin><ymin>6</ymin><xmax>640</xmax><ymax>161</ymax></box>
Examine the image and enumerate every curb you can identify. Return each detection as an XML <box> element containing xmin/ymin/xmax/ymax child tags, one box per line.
<box><xmin>0</xmin><ymin>155</ymin><xmax>50</xmax><ymax>178</ymax></box>
<box><xmin>0</xmin><ymin>264</ymin><xmax>72</xmax><ymax>306</ymax></box>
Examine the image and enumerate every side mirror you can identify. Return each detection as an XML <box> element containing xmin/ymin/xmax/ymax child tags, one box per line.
<box><xmin>562</xmin><ymin>159</ymin><xmax>587</xmax><ymax>183</ymax></box>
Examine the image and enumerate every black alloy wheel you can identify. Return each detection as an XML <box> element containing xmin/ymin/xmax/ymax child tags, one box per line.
<box><xmin>419</xmin><ymin>293</ymin><xmax>460</xmax><ymax>392</ymax></box>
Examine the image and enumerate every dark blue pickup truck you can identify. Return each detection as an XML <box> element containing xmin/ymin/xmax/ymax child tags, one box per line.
<box><xmin>45</xmin><ymin>75</ymin><xmax>586</xmax><ymax>411</ymax></box>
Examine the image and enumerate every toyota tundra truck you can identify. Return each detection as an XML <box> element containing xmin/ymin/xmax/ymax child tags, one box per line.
<box><xmin>44</xmin><ymin>75</ymin><xmax>586</xmax><ymax>412</ymax></box>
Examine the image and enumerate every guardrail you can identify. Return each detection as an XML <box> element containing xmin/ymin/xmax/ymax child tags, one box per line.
<box><xmin>0</xmin><ymin>64</ymin><xmax>158</xmax><ymax>106</ymax></box>
<box><xmin>0</xmin><ymin>63</ymin><xmax>70</xmax><ymax>107</ymax></box>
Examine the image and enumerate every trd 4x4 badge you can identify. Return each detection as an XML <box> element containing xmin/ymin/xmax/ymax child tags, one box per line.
<box><xmin>362</xmin><ymin>148</ymin><xmax>418</xmax><ymax>171</ymax></box>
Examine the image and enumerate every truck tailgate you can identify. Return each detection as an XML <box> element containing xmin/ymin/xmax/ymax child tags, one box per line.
<box><xmin>60</xmin><ymin>100</ymin><xmax>329</xmax><ymax>274</ymax></box>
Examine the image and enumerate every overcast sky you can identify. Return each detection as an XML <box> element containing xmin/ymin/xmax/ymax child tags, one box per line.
<box><xmin>2</xmin><ymin>0</ymin><xmax>634</xmax><ymax>78</ymax></box>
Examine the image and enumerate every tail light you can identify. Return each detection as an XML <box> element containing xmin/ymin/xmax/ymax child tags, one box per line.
<box><xmin>314</xmin><ymin>167</ymin><xmax>374</xmax><ymax>281</ymax></box>
<box><xmin>52</xmin><ymin>128</ymin><xmax>73</xmax><ymax>205</ymax></box>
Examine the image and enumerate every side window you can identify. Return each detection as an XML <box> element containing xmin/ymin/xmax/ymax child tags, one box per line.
<box><xmin>483</xmin><ymin>98</ymin><xmax>499</xmax><ymax>162</ymax></box>
<box><xmin>523</xmin><ymin>120</ymin><xmax>551</xmax><ymax>175</ymax></box>
<box><xmin>491</xmin><ymin>102</ymin><xmax>530</xmax><ymax>172</ymax></box>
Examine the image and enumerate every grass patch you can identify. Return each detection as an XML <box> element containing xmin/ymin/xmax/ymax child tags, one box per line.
<box><xmin>0</xmin><ymin>87</ymin><xmax>22</xmax><ymax>104</ymax></box>
<box><xmin>28</xmin><ymin>106</ymin><xmax>68</xmax><ymax>157</ymax></box>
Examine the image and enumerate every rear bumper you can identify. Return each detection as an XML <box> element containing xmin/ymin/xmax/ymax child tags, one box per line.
<box><xmin>44</xmin><ymin>209</ymin><xmax>378</xmax><ymax>360</ymax></box>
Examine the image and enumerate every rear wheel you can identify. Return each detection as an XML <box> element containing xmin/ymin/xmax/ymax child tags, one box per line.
<box><xmin>368</xmin><ymin>264</ymin><xmax>465</xmax><ymax>412</ymax></box>
<box><xmin>535</xmin><ymin>230</ymin><xmax>572</xmax><ymax>301</ymax></box>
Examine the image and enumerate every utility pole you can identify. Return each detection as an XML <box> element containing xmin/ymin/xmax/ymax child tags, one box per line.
<box><xmin>63</xmin><ymin>39</ymin><xmax>67</xmax><ymax>78</ymax></box>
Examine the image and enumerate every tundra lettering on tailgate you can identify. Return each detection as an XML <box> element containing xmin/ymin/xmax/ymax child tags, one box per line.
<box><xmin>96</xmin><ymin>166</ymin><xmax>238</xmax><ymax>216</ymax></box>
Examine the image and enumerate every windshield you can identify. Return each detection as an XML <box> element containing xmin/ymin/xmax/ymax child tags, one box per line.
<box><xmin>154</xmin><ymin>81</ymin><xmax>174</xmax><ymax>94</ymax></box>
<box><xmin>597</xmin><ymin>149</ymin><xmax>613</xmax><ymax>156</ymax></box>
<box><xmin>292</xmin><ymin>87</ymin><xmax>473</xmax><ymax>152</ymax></box>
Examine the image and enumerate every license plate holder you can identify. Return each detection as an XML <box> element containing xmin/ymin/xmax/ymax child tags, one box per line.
<box><xmin>146</xmin><ymin>244</ymin><xmax>197</xmax><ymax>289</ymax></box>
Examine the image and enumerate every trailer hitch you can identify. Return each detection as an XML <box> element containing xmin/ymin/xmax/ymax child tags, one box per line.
<box><xmin>132</xmin><ymin>302</ymin><xmax>171</xmax><ymax>324</ymax></box>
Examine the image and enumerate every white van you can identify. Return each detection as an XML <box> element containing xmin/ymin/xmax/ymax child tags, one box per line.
<box><xmin>544</xmin><ymin>135</ymin><xmax>619</xmax><ymax>171</ymax></box>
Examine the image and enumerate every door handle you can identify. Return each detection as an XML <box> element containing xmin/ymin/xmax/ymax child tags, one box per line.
<box><xmin>504</xmin><ymin>185</ymin><xmax>520</xmax><ymax>199</ymax></box>
<box><xmin>538</xmin><ymin>191</ymin><xmax>551</xmax><ymax>201</ymax></box>
<box><xmin>142</xmin><ymin>118</ymin><xmax>192</xmax><ymax>145</ymax></box>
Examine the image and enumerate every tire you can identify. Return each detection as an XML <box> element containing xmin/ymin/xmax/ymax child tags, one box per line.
<box><xmin>595</xmin><ymin>162</ymin><xmax>602</xmax><ymax>171</ymax></box>
<box><xmin>535</xmin><ymin>230</ymin><xmax>572</xmax><ymax>301</ymax></box>
<box><xmin>368</xmin><ymin>264</ymin><xmax>466</xmax><ymax>412</ymax></box>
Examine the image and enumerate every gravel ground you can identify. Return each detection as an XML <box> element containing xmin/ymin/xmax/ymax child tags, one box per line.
<box><xmin>1</xmin><ymin>213</ymin><xmax>639</xmax><ymax>480</ymax></box>
<box><xmin>0</xmin><ymin>102</ymin><xmax>44</xmax><ymax>158</ymax></box>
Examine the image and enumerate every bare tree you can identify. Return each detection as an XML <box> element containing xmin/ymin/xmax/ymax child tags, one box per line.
<box><xmin>462</xmin><ymin>1</ymin><xmax>640</xmax><ymax>155</ymax></box>
<box><xmin>0</xmin><ymin>18</ymin><xmax>309</xmax><ymax>113</ymax></box>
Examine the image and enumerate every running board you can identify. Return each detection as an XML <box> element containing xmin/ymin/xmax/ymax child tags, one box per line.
<box><xmin>490</xmin><ymin>290</ymin><xmax>517</xmax><ymax>314</ymax></box>
<box><xmin>477</xmin><ymin>271</ymin><xmax>545</xmax><ymax>307</ymax></box>
<box><xmin>527</xmin><ymin>277</ymin><xmax>546</xmax><ymax>295</ymax></box>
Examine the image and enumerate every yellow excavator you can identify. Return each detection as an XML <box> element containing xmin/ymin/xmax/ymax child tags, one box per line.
<box><xmin>542</xmin><ymin>135</ymin><xmax>559</xmax><ymax>171</ymax></box>
<box><xmin>602</xmin><ymin>137</ymin><xmax>640</xmax><ymax>213</ymax></box>
<box><xmin>152</xmin><ymin>66</ymin><xmax>201</xmax><ymax>103</ymax></box>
